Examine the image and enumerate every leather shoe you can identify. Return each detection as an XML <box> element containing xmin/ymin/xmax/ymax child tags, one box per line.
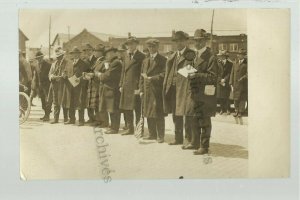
<box><xmin>121</xmin><ymin>130</ymin><xmax>134</xmax><ymax>136</ymax></box>
<box><xmin>43</xmin><ymin>116</ymin><xmax>50</xmax><ymax>122</ymax></box>
<box><xmin>78</xmin><ymin>122</ymin><xmax>84</xmax><ymax>126</ymax></box>
<box><xmin>64</xmin><ymin>118</ymin><xmax>68</xmax><ymax>123</ymax></box>
<box><xmin>105</xmin><ymin>129</ymin><xmax>118</xmax><ymax>134</ymax></box>
<box><xmin>50</xmin><ymin>119</ymin><xmax>59</xmax><ymax>124</ymax></box>
<box><xmin>233</xmin><ymin>112</ymin><xmax>238</xmax><ymax>117</ymax></box>
<box><xmin>85</xmin><ymin>119</ymin><xmax>94</xmax><ymax>124</ymax></box>
<box><xmin>182</xmin><ymin>144</ymin><xmax>197</xmax><ymax>150</ymax></box>
<box><xmin>157</xmin><ymin>138</ymin><xmax>164</xmax><ymax>143</ymax></box>
<box><xmin>193</xmin><ymin>148</ymin><xmax>209</xmax><ymax>155</ymax></box>
<box><xmin>143</xmin><ymin>136</ymin><xmax>156</xmax><ymax>140</ymax></box>
<box><xmin>40</xmin><ymin>115</ymin><xmax>45</xmax><ymax>120</ymax></box>
<box><xmin>169</xmin><ymin>141</ymin><xmax>183</xmax><ymax>145</ymax></box>
<box><xmin>64</xmin><ymin>120</ymin><xmax>75</xmax><ymax>125</ymax></box>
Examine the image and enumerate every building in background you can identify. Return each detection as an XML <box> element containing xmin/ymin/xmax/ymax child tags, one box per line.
<box><xmin>19</xmin><ymin>29</ymin><xmax>29</xmax><ymax>56</ymax></box>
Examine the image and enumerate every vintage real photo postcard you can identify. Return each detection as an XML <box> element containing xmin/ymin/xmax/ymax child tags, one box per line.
<box><xmin>18</xmin><ymin>8</ymin><xmax>290</xmax><ymax>180</ymax></box>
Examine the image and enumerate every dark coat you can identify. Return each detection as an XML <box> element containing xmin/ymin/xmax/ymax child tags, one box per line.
<box><xmin>64</xmin><ymin>59</ymin><xmax>89</xmax><ymax>110</ymax></box>
<box><xmin>98</xmin><ymin>56</ymin><xmax>122</xmax><ymax>113</ymax></box>
<box><xmin>32</xmin><ymin>60</ymin><xmax>51</xmax><ymax>92</ymax></box>
<box><xmin>84</xmin><ymin>55</ymin><xmax>97</xmax><ymax>71</ymax></box>
<box><xmin>119</xmin><ymin>50</ymin><xmax>145</xmax><ymax>110</ymax></box>
<box><xmin>216</xmin><ymin>59</ymin><xmax>233</xmax><ymax>99</ymax></box>
<box><xmin>140</xmin><ymin>53</ymin><xmax>167</xmax><ymax>118</ymax></box>
<box><xmin>191</xmin><ymin>48</ymin><xmax>219</xmax><ymax>117</ymax></box>
<box><xmin>229</xmin><ymin>59</ymin><xmax>248</xmax><ymax>101</ymax></box>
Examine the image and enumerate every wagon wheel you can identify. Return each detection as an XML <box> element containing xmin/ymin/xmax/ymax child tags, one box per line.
<box><xmin>19</xmin><ymin>92</ymin><xmax>31</xmax><ymax>125</ymax></box>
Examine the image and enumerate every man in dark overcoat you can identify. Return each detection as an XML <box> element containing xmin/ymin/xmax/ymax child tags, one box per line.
<box><xmin>216</xmin><ymin>50</ymin><xmax>233</xmax><ymax>115</ymax></box>
<box><xmin>64</xmin><ymin>46</ymin><xmax>89</xmax><ymax>126</ymax></box>
<box><xmin>32</xmin><ymin>51</ymin><xmax>52</xmax><ymax>121</ymax></box>
<box><xmin>162</xmin><ymin>31</ymin><xmax>195</xmax><ymax>145</ymax></box>
<box><xmin>119</xmin><ymin>36</ymin><xmax>145</xmax><ymax>135</ymax></box>
<box><xmin>229</xmin><ymin>48</ymin><xmax>248</xmax><ymax>117</ymax></box>
<box><xmin>139</xmin><ymin>38</ymin><xmax>167</xmax><ymax>143</ymax></box>
<box><xmin>184</xmin><ymin>29</ymin><xmax>219</xmax><ymax>155</ymax></box>
<box><xmin>96</xmin><ymin>47</ymin><xmax>122</xmax><ymax>134</ymax></box>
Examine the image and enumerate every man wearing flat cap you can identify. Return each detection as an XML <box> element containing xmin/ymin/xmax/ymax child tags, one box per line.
<box><xmin>96</xmin><ymin>46</ymin><xmax>122</xmax><ymax>134</ymax></box>
<box><xmin>139</xmin><ymin>38</ymin><xmax>167</xmax><ymax>143</ymax></box>
<box><xmin>31</xmin><ymin>51</ymin><xmax>52</xmax><ymax>121</ymax></box>
<box><xmin>119</xmin><ymin>36</ymin><xmax>145</xmax><ymax>135</ymax></box>
<box><xmin>186</xmin><ymin>29</ymin><xmax>219</xmax><ymax>155</ymax></box>
<box><xmin>64</xmin><ymin>46</ymin><xmax>89</xmax><ymax>126</ymax></box>
<box><xmin>49</xmin><ymin>47</ymin><xmax>72</xmax><ymax>124</ymax></box>
<box><xmin>82</xmin><ymin>43</ymin><xmax>97</xmax><ymax>67</ymax></box>
<box><xmin>229</xmin><ymin>48</ymin><xmax>248</xmax><ymax>119</ymax></box>
<box><xmin>162</xmin><ymin>30</ymin><xmax>195</xmax><ymax>145</ymax></box>
<box><xmin>216</xmin><ymin>50</ymin><xmax>233</xmax><ymax>115</ymax></box>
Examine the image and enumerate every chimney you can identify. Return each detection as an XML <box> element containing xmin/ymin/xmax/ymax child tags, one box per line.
<box><xmin>128</xmin><ymin>32</ymin><xmax>131</xmax><ymax>37</ymax></box>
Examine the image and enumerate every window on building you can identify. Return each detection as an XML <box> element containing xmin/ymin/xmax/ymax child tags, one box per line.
<box><xmin>163</xmin><ymin>44</ymin><xmax>172</xmax><ymax>53</ymax></box>
<box><xmin>229</xmin><ymin>43</ymin><xmax>238</xmax><ymax>52</ymax></box>
<box><xmin>218</xmin><ymin>43</ymin><xmax>227</xmax><ymax>51</ymax></box>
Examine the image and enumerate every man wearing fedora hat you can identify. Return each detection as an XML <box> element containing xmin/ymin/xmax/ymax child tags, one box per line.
<box><xmin>96</xmin><ymin>46</ymin><xmax>122</xmax><ymax>134</ymax></box>
<box><xmin>139</xmin><ymin>38</ymin><xmax>167</xmax><ymax>143</ymax></box>
<box><xmin>183</xmin><ymin>29</ymin><xmax>219</xmax><ymax>155</ymax></box>
<box><xmin>64</xmin><ymin>46</ymin><xmax>89</xmax><ymax>126</ymax></box>
<box><xmin>163</xmin><ymin>30</ymin><xmax>195</xmax><ymax>145</ymax></box>
<box><xmin>49</xmin><ymin>47</ymin><xmax>71</xmax><ymax>124</ymax></box>
<box><xmin>31</xmin><ymin>51</ymin><xmax>52</xmax><ymax>121</ymax></box>
<box><xmin>229</xmin><ymin>48</ymin><xmax>248</xmax><ymax>119</ymax></box>
<box><xmin>119</xmin><ymin>36</ymin><xmax>145</xmax><ymax>135</ymax></box>
<box><xmin>216</xmin><ymin>49</ymin><xmax>233</xmax><ymax>115</ymax></box>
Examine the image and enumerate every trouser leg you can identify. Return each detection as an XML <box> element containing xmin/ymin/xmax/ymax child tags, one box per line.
<box><xmin>147</xmin><ymin>118</ymin><xmax>157</xmax><ymax>138</ymax></box>
<box><xmin>234</xmin><ymin>100</ymin><xmax>239</xmax><ymax>113</ymax></box>
<box><xmin>78</xmin><ymin>109</ymin><xmax>84</xmax><ymax>123</ymax></box>
<box><xmin>63</xmin><ymin>107</ymin><xmax>68</xmax><ymax>121</ymax></box>
<box><xmin>200</xmin><ymin>117</ymin><xmax>212</xmax><ymax>149</ymax></box>
<box><xmin>87</xmin><ymin>108</ymin><xmax>95</xmax><ymax>121</ymax></box>
<box><xmin>172</xmin><ymin>114</ymin><xmax>183</xmax><ymax>143</ymax></box>
<box><xmin>96</xmin><ymin>110</ymin><xmax>109</xmax><ymax>127</ymax></box>
<box><xmin>185</xmin><ymin>116</ymin><xmax>192</xmax><ymax>142</ymax></box>
<box><xmin>134</xmin><ymin>96</ymin><xmax>141</xmax><ymax>125</ymax></box>
<box><xmin>53</xmin><ymin>105</ymin><xmax>60</xmax><ymax>121</ymax></box>
<box><xmin>124</xmin><ymin>110</ymin><xmax>134</xmax><ymax>132</ymax></box>
<box><xmin>110</xmin><ymin>112</ymin><xmax>120</xmax><ymax>131</ymax></box>
<box><xmin>238</xmin><ymin>100</ymin><xmax>246</xmax><ymax>114</ymax></box>
<box><xmin>156</xmin><ymin>117</ymin><xmax>165</xmax><ymax>140</ymax></box>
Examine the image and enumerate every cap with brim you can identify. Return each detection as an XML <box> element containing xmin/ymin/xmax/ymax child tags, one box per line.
<box><xmin>82</xmin><ymin>43</ymin><xmax>94</xmax><ymax>51</ymax></box>
<box><xmin>125</xmin><ymin>36</ymin><xmax>139</xmax><ymax>44</ymax></box>
<box><xmin>217</xmin><ymin>50</ymin><xmax>228</xmax><ymax>56</ymax></box>
<box><xmin>69</xmin><ymin>46</ymin><xmax>82</xmax><ymax>54</ymax></box>
<box><xmin>117</xmin><ymin>43</ymin><xmax>127</xmax><ymax>51</ymax></box>
<box><xmin>35</xmin><ymin>51</ymin><xmax>44</xmax><ymax>59</ymax></box>
<box><xmin>54</xmin><ymin>47</ymin><xmax>65</xmax><ymax>57</ymax></box>
<box><xmin>145</xmin><ymin>38</ymin><xmax>160</xmax><ymax>46</ymax></box>
<box><xmin>237</xmin><ymin>48</ymin><xmax>247</xmax><ymax>55</ymax></box>
<box><xmin>193</xmin><ymin>29</ymin><xmax>208</xmax><ymax>40</ymax></box>
<box><xmin>104</xmin><ymin>46</ymin><xmax>117</xmax><ymax>54</ymax></box>
<box><xmin>172</xmin><ymin>31</ymin><xmax>189</xmax><ymax>41</ymax></box>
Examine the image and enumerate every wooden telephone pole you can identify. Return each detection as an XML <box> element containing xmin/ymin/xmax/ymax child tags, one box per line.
<box><xmin>48</xmin><ymin>16</ymin><xmax>51</xmax><ymax>58</ymax></box>
<box><xmin>210</xmin><ymin>9</ymin><xmax>215</xmax><ymax>48</ymax></box>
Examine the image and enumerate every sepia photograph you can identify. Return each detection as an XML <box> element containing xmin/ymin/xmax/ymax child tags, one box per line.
<box><xmin>19</xmin><ymin>8</ymin><xmax>249</xmax><ymax>180</ymax></box>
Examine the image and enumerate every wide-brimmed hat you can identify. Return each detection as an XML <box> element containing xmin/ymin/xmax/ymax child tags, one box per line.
<box><xmin>104</xmin><ymin>46</ymin><xmax>117</xmax><ymax>54</ymax></box>
<box><xmin>94</xmin><ymin>44</ymin><xmax>105</xmax><ymax>52</ymax></box>
<box><xmin>117</xmin><ymin>43</ymin><xmax>127</xmax><ymax>51</ymax></box>
<box><xmin>82</xmin><ymin>43</ymin><xmax>94</xmax><ymax>51</ymax></box>
<box><xmin>69</xmin><ymin>46</ymin><xmax>82</xmax><ymax>54</ymax></box>
<box><xmin>54</xmin><ymin>47</ymin><xmax>65</xmax><ymax>57</ymax></box>
<box><xmin>145</xmin><ymin>38</ymin><xmax>160</xmax><ymax>46</ymax></box>
<box><xmin>217</xmin><ymin>50</ymin><xmax>229</xmax><ymax>57</ymax></box>
<box><xmin>35</xmin><ymin>51</ymin><xmax>44</xmax><ymax>59</ymax></box>
<box><xmin>172</xmin><ymin>31</ymin><xmax>189</xmax><ymax>41</ymax></box>
<box><xmin>237</xmin><ymin>48</ymin><xmax>247</xmax><ymax>55</ymax></box>
<box><xmin>193</xmin><ymin>29</ymin><xmax>208</xmax><ymax>40</ymax></box>
<box><xmin>125</xmin><ymin>36</ymin><xmax>139</xmax><ymax>44</ymax></box>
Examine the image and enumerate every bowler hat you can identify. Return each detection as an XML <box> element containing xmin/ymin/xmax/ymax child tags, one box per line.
<box><xmin>125</xmin><ymin>36</ymin><xmax>139</xmax><ymax>44</ymax></box>
<box><xmin>69</xmin><ymin>46</ymin><xmax>82</xmax><ymax>54</ymax></box>
<box><xmin>117</xmin><ymin>43</ymin><xmax>127</xmax><ymax>51</ymax></box>
<box><xmin>104</xmin><ymin>46</ymin><xmax>117</xmax><ymax>54</ymax></box>
<box><xmin>193</xmin><ymin>29</ymin><xmax>208</xmax><ymax>40</ymax></box>
<box><xmin>54</xmin><ymin>47</ymin><xmax>65</xmax><ymax>57</ymax></box>
<box><xmin>172</xmin><ymin>31</ymin><xmax>189</xmax><ymax>41</ymax></box>
<box><xmin>217</xmin><ymin>50</ymin><xmax>229</xmax><ymax>57</ymax></box>
<box><xmin>237</xmin><ymin>48</ymin><xmax>247</xmax><ymax>55</ymax></box>
<box><xmin>82</xmin><ymin>43</ymin><xmax>94</xmax><ymax>51</ymax></box>
<box><xmin>145</xmin><ymin>38</ymin><xmax>160</xmax><ymax>46</ymax></box>
<box><xmin>35</xmin><ymin>51</ymin><xmax>44</xmax><ymax>59</ymax></box>
<box><xmin>94</xmin><ymin>44</ymin><xmax>105</xmax><ymax>52</ymax></box>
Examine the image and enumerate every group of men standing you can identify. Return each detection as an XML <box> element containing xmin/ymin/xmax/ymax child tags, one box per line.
<box><xmin>19</xmin><ymin>28</ymin><xmax>248</xmax><ymax>155</ymax></box>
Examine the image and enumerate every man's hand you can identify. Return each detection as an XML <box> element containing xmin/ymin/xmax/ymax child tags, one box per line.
<box><xmin>140</xmin><ymin>92</ymin><xmax>144</xmax><ymax>97</ymax></box>
<box><xmin>119</xmin><ymin>87</ymin><xmax>122</xmax><ymax>93</ymax></box>
<box><xmin>141</xmin><ymin>73</ymin><xmax>147</xmax><ymax>79</ymax></box>
<box><xmin>188</xmin><ymin>72</ymin><xmax>196</xmax><ymax>79</ymax></box>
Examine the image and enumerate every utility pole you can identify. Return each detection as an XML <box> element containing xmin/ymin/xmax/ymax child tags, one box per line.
<box><xmin>210</xmin><ymin>9</ymin><xmax>215</xmax><ymax>48</ymax></box>
<box><xmin>68</xmin><ymin>25</ymin><xmax>70</xmax><ymax>41</ymax></box>
<box><xmin>48</xmin><ymin>15</ymin><xmax>51</xmax><ymax>58</ymax></box>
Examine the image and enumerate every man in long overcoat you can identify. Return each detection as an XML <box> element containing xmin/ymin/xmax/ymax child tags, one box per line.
<box><xmin>184</xmin><ymin>29</ymin><xmax>219</xmax><ymax>155</ymax></box>
<box><xmin>139</xmin><ymin>38</ymin><xmax>167</xmax><ymax>143</ymax></box>
<box><xmin>229</xmin><ymin>48</ymin><xmax>248</xmax><ymax>117</ymax></box>
<box><xmin>216</xmin><ymin>50</ymin><xmax>233</xmax><ymax>115</ymax></box>
<box><xmin>96</xmin><ymin>47</ymin><xmax>122</xmax><ymax>134</ymax></box>
<box><xmin>162</xmin><ymin>31</ymin><xmax>195</xmax><ymax>145</ymax></box>
<box><xmin>119</xmin><ymin>36</ymin><xmax>145</xmax><ymax>135</ymax></box>
<box><xmin>64</xmin><ymin>46</ymin><xmax>89</xmax><ymax>126</ymax></box>
<box><xmin>49</xmin><ymin>47</ymin><xmax>72</xmax><ymax>124</ymax></box>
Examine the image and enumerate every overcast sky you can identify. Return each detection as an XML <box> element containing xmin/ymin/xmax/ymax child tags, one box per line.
<box><xmin>19</xmin><ymin>9</ymin><xmax>247</xmax><ymax>48</ymax></box>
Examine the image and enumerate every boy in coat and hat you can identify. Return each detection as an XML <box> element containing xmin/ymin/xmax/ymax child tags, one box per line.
<box><xmin>95</xmin><ymin>46</ymin><xmax>122</xmax><ymax>134</ymax></box>
<box><xmin>140</xmin><ymin>38</ymin><xmax>167</xmax><ymax>143</ymax></box>
<box><xmin>229</xmin><ymin>48</ymin><xmax>248</xmax><ymax>118</ymax></box>
<box><xmin>184</xmin><ymin>29</ymin><xmax>219</xmax><ymax>155</ymax></box>
<box><xmin>119</xmin><ymin>36</ymin><xmax>145</xmax><ymax>135</ymax></box>
<box><xmin>162</xmin><ymin>31</ymin><xmax>195</xmax><ymax>145</ymax></box>
<box><xmin>216</xmin><ymin>50</ymin><xmax>233</xmax><ymax>115</ymax></box>
<box><xmin>64</xmin><ymin>46</ymin><xmax>89</xmax><ymax>126</ymax></box>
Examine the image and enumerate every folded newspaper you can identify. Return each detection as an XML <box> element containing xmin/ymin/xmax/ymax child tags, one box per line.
<box><xmin>177</xmin><ymin>65</ymin><xmax>197</xmax><ymax>78</ymax></box>
<box><xmin>68</xmin><ymin>75</ymin><xmax>80</xmax><ymax>87</ymax></box>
